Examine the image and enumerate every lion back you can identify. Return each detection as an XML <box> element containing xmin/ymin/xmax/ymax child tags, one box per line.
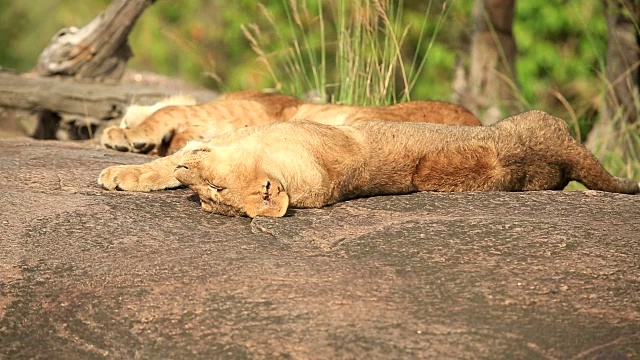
<box><xmin>358</xmin><ymin>101</ymin><xmax>481</xmax><ymax>127</ymax></box>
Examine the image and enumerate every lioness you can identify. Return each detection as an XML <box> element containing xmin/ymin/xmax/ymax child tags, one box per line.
<box><xmin>99</xmin><ymin>110</ymin><xmax>639</xmax><ymax>217</ymax></box>
<box><xmin>101</xmin><ymin>90</ymin><xmax>481</xmax><ymax>156</ymax></box>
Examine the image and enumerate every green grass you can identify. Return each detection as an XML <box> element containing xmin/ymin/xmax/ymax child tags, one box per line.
<box><xmin>242</xmin><ymin>0</ymin><xmax>448</xmax><ymax>106</ymax></box>
<box><xmin>589</xmin><ymin>110</ymin><xmax>640</xmax><ymax>180</ymax></box>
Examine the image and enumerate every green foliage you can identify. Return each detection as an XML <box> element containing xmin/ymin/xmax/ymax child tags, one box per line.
<box><xmin>240</xmin><ymin>0</ymin><xmax>450</xmax><ymax>105</ymax></box>
<box><xmin>514</xmin><ymin>0</ymin><xmax>608</xmax><ymax>121</ymax></box>
<box><xmin>0</xmin><ymin>0</ymin><xmax>111</xmax><ymax>72</ymax></box>
<box><xmin>0</xmin><ymin>0</ymin><xmax>612</xmax><ymax>105</ymax></box>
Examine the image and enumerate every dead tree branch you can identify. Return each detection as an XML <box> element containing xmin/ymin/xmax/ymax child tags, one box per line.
<box><xmin>35</xmin><ymin>0</ymin><xmax>155</xmax><ymax>80</ymax></box>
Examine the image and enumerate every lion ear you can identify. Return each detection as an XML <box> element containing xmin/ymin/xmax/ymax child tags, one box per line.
<box><xmin>245</xmin><ymin>178</ymin><xmax>289</xmax><ymax>218</ymax></box>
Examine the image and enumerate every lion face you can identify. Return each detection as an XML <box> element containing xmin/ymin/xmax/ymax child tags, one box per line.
<box><xmin>174</xmin><ymin>143</ymin><xmax>290</xmax><ymax>218</ymax></box>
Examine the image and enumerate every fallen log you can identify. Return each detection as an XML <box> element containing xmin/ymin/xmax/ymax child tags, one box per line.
<box><xmin>0</xmin><ymin>70</ymin><xmax>217</xmax><ymax>139</ymax></box>
<box><xmin>0</xmin><ymin>71</ymin><xmax>216</xmax><ymax>120</ymax></box>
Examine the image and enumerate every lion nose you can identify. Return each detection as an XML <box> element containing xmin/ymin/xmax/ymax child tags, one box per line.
<box><xmin>175</xmin><ymin>164</ymin><xmax>189</xmax><ymax>170</ymax></box>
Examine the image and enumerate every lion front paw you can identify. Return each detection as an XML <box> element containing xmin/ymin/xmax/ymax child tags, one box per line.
<box><xmin>100</xmin><ymin>126</ymin><xmax>160</xmax><ymax>154</ymax></box>
<box><xmin>101</xmin><ymin>127</ymin><xmax>132</xmax><ymax>152</ymax></box>
<box><xmin>98</xmin><ymin>165</ymin><xmax>147</xmax><ymax>191</ymax></box>
<box><xmin>98</xmin><ymin>164</ymin><xmax>182</xmax><ymax>192</ymax></box>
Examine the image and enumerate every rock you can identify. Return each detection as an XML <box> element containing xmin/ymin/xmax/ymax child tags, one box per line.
<box><xmin>0</xmin><ymin>138</ymin><xmax>639</xmax><ymax>359</ymax></box>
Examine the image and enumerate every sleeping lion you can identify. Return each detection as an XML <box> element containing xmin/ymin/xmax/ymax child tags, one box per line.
<box><xmin>101</xmin><ymin>90</ymin><xmax>481</xmax><ymax>156</ymax></box>
<box><xmin>99</xmin><ymin>110</ymin><xmax>639</xmax><ymax>217</ymax></box>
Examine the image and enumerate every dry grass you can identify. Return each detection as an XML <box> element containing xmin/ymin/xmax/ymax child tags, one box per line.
<box><xmin>242</xmin><ymin>0</ymin><xmax>448</xmax><ymax>106</ymax></box>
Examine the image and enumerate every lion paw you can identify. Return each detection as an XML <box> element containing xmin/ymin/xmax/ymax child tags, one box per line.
<box><xmin>98</xmin><ymin>163</ymin><xmax>182</xmax><ymax>192</ymax></box>
<box><xmin>99</xmin><ymin>165</ymin><xmax>147</xmax><ymax>191</ymax></box>
<box><xmin>100</xmin><ymin>126</ymin><xmax>160</xmax><ymax>154</ymax></box>
<box><xmin>101</xmin><ymin>127</ymin><xmax>132</xmax><ymax>152</ymax></box>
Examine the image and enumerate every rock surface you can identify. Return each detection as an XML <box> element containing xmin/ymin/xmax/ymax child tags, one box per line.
<box><xmin>0</xmin><ymin>138</ymin><xmax>639</xmax><ymax>359</ymax></box>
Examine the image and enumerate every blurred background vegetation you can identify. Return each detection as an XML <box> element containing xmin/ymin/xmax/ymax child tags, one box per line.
<box><xmin>0</xmin><ymin>0</ymin><xmax>609</xmax><ymax>120</ymax></box>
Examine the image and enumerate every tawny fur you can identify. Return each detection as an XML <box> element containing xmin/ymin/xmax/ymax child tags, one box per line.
<box><xmin>119</xmin><ymin>94</ymin><xmax>197</xmax><ymax>129</ymax></box>
<box><xmin>101</xmin><ymin>90</ymin><xmax>481</xmax><ymax>156</ymax></box>
<box><xmin>98</xmin><ymin>110</ymin><xmax>639</xmax><ymax>218</ymax></box>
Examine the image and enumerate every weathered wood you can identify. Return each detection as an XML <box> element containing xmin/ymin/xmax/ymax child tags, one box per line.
<box><xmin>0</xmin><ymin>71</ymin><xmax>217</xmax><ymax>121</ymax></box>
<box><xmin>0</xmin><ymin>71</ymin><xmax>217</xmax><ymax>139</ymax></box>
<box><xmin>35</xmin><ymin>0</ymin><xmax>154</xmax><ymax>80</ymax></box>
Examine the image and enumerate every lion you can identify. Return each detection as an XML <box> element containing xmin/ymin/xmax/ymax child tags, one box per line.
<box><xmin>98</xmin><ymin>110</ymin><xmax>639</xmax><ymax>217</ymax></box>
<box><xmin>101</xmin><ymin>90</ymin><xmax>481</xmax><ymax>156</ymax></box>
<box><xmin>118</xmin><ymin>94</ymin><xmax>197</xmax><ymax>129</ymax></box>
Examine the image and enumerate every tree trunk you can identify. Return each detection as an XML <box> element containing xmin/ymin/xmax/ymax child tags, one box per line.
<box><xmin>586</xmin><ymin>0</ymin><xmax>640</xmax><ymax>159</ymax></box>
<box><xmin>35</xmin><ymin>0</ymin><xmax>155</xmax><ymax>81</ymax></box>
<box><xmin>453</xmin><ymin>0</ymin><xmax>519</xmax><ymax>125</ymax></box>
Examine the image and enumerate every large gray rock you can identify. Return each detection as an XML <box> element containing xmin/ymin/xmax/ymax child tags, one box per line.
<box><xmin>0</xmin><ymin>138</ymin><xmax>638</xmax><ymax>359</ymax></box>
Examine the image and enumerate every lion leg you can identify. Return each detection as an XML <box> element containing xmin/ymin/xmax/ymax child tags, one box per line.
<box><xmin>100</xmin><ymin>126</ymin><xmax>134</xmax><ymax>152</ymax></box>
<box><xmin>165</xmin><ymin>129</ymin><xmax>204</xmax><ymax>155</ymax></box>
<box><xmin>98</xmin><ymin>150</ymin><xmax>183</xmax><ymax>191</ymax></box>
<box><xmin>101</xmin><ymin>106</ymin><xmax>186</xmax><ymax>154</ymax></box>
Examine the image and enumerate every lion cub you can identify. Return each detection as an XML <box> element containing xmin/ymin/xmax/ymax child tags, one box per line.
<box><xmin>99</xmin><ymin>110</ymin><xmax>639</xmax><ymax>217</ymax></box>
<box><xmin>101</xmin><ymin>90</ymin><xmax>480</xmax><ymax>156</ymax></box>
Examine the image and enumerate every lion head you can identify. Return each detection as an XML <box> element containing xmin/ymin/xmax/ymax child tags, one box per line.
<box><xmin>173</xmin><ymin>142</ymin><xmax>289</xmax><ymax>218</ymax></box>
